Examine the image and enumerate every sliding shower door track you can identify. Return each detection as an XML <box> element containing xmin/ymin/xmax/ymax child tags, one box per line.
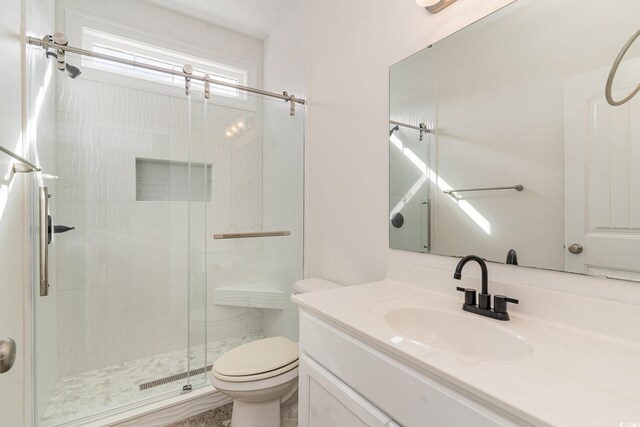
<box><xmin>139</xmin><ymin>365</ymin><xmax>213</xmax><ymax>391</ymax></box>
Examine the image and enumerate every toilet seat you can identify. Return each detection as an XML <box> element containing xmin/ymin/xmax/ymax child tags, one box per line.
<box><xmin>212</xmin><ymin>337</ymin><xmax>299</xmax><ymax>382</ymax></box>
<box><xmin>212</xmin><ymin>359</ymin><xmax>299</xmax><ymax>382</ymax></box>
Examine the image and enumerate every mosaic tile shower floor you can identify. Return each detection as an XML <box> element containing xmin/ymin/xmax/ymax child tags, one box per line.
<box><xmin>40</xmin><ymin>333</ymin><xmax>265</xmax><ymax>427</ymax></box>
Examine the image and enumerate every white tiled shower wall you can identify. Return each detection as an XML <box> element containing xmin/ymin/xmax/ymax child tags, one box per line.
<box><xmin>52</xmin><ymin>0</ymin><xmax>267</xmax><ymax>378</ymax></box>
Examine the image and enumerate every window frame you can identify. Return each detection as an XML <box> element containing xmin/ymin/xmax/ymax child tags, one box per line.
<box><xmin>65</xmin><ymin>10</ymin><xmax>258</xmax><ymax>111</ymax></box>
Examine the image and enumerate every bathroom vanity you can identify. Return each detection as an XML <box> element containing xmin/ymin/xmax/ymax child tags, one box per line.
<box><xmin>293</xmin><ymin>262</ymin><xmax>640</xmax><ymax>427</ymax></box>
<box><xmin>296</xmin><ymin>309</ymin><xmax>519</xmax><ymax>427</ymax></box>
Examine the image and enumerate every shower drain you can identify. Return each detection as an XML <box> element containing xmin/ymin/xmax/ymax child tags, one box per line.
<box><xmin>139</xmin><ymin>364</ymin><xmax>213</xmax><ymax>391</ymax></box>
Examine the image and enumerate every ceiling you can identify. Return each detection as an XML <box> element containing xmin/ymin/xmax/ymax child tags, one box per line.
<box><xmin>142</xmin><ymin>0</ymin><xmax>300</xmax><ymax>40</ymax></box>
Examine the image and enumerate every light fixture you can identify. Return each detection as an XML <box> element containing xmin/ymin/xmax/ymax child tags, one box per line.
<box><xmin>417</xmin><ymin>0</ymin><xmax>458</xmax><ymax>13</ymax></box>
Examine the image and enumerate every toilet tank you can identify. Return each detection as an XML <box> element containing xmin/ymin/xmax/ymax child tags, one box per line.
<box><xmin>293</xmin><ymin>278</ymin><xmax>342</xmax><ymax>295</ymax></box>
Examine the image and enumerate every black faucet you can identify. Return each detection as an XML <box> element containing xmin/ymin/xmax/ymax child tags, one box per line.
<box><xmin>454</xmin><ymin>255</ymin><xmax>519</xmax><ymax>321</ymax></box>
<box><xmin>506</xmin><ymin>249</ymin><xmax>518</xmax><ymax>265</ymax></box>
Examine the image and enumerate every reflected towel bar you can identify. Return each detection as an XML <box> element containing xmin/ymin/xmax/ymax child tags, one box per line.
<box><xmin>389</xmin><ymin>120</ymin><xmax>431</xmax><ymax>141</ymax></box>
<box><xmin>212</xmin><ymin>231</ymin><xmax>291</xmax><ymax>239</ymax></box>
<box><xmin>0</xmin><ymin>145</ymin><xmax>41</xmax><ymax>173</ymax></box>
<box><xmin>444</xmin><ymin>185</ymin><xmax>524</xmax><ymax>195</ymax></box>
<box><xmin>389</xmin><ymin>120</ymin><xmax>431</xmax><ymax>134</ymax></box>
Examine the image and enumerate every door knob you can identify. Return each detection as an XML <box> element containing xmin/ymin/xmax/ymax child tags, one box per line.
<box><xmin>568</xmin><ymin>243</ymin><xmax>583</xmax><ymax>254</ymax></box>
<box><xmin>0</xmin><ymin>338</ymin><xmax>16</xmax><ymax>373</ymax></box>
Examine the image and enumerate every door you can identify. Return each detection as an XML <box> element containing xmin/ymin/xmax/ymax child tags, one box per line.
<box><xmin>27</xmin><ymin>51</ymin><xmax>210</xmax><ymax>425</ymax></box>
<box><xmin>564</xmin><ymin>57</ymin><xmax>640</xmax><ymax>279</ymax></box>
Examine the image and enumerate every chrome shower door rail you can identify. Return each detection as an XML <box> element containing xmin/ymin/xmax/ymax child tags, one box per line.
<box><xmin>0</xmin><ymin>145</ymin><xmax>41</xmax><ymax>173</ymax></box>
<box><xmin>27</xmin><ymin>36</ymin><xmax>306</xmax><ymax>111</ymax></box>
<box><xmin>212</xmin><ymin>231</ymin><xmax>291</xmax><ymax>239</ymax></box>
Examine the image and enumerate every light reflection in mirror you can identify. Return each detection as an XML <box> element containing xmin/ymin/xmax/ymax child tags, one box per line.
<box><xmin>390</xmin><ymin>133</ymin><xmax>491</xmax><ymax>235</ymax></box>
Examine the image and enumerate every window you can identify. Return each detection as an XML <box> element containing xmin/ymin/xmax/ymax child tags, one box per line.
<box><xmin>81</xmin><ymin>28</ymin><xmax>248</xmax><ymax>99</ymax></box>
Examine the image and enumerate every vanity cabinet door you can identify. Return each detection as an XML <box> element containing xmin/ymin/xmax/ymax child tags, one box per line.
<box><xmin>299</xmin><ymin>354</ymin><xmax>397</xmax><ymax>427</ymax></box>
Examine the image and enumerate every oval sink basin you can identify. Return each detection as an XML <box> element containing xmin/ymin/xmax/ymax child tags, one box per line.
<box><xmin>385</xmin><ymin>307</ymin><xmax>533</xmax><ymax>361</ymax></box>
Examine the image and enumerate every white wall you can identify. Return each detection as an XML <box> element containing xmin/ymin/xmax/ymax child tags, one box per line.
<box><xmin>0</xmin><ymin>0</ymin><xmax>27</xmax><ymax>425</ymax></box>
<box><xmin>262</xmin><ymin>0</ymin><xmax>308</xmax><ymax>341</ymax></box>
<box><xmin>308</xmin><ymin>0</ymin><xmax>515</xmax><ymax>285</ymax></box>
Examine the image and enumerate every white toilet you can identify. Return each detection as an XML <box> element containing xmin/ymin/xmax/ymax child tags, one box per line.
<box><xmin>211</xmin><ymin>279</ymin><xmax>341</xmax><ymax>427</ymax></box>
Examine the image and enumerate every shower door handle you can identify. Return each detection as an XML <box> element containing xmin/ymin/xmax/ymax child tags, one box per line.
<box><xmin>422</xmin><ymin>200</ymin><xmax>431</xmax><ymax>252</ymax></box>
<box><xmin>39</xmin><ymin>187</ymin><xmax>49</xmax><ymax>296</ymax></box>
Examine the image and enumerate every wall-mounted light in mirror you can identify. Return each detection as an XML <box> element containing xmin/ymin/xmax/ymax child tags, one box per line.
<box><xmin>417</xmin><ymin>0</ymin><xmax>458</xmax><ymax>13</ymax></box>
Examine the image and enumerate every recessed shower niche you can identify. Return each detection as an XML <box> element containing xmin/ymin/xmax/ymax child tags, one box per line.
<box><xmin>136</xmin><ymin>158</ymin><xmax>213</xmax><ymax>202</ymax></box>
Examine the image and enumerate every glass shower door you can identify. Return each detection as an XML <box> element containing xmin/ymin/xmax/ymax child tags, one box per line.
<box><xmin>28</xmin><ymin>40</ymin><xmax>306</xmax><ymax>427</ymax></box>
<box><xmin>29</xmin><ymin>49</ymin><xmax>208</xmax><ymax>426</ymax></box>
<box><xmin>204</xmin><ymin>93</ymin><xmax>306</xmax><ymax>352</ymax></box>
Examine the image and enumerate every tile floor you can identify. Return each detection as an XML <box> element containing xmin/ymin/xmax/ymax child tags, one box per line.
<box><xmin>167</xmin><ymin>401</ymin><xmax>299</xmax><ymax>427</ymax></box>
<box><xmin>40</xmin><ymin>333</ymin><xmax>265</xmax><ymax>427</ymax></box>
<box><xmin>167</xmin><ymin>403</ymin><xmax>233</xmax><ymax>427</ymax></box>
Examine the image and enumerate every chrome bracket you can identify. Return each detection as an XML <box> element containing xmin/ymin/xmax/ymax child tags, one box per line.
<box><xmin>0</xmin><ymin>145</ymin><xmax>41</xmax><ymax>174</ymax></box>
<box><xmin>13</xmin><ymin>163</ymin><xmax>40</xmax><ymax>174</ymax></box>
<box><xmin>419</xmin><ymin>123</ymin><xmax>428</xmax><ymax>141</ymax></box>
<box><xmin>183</xmin><ymin>64</ymin><xmax>194</xmax><ymax>96</ymax></box>
<box><xmin>51</xmin><ymin>33</ymin><xmax>68</xmax><ymax>71</ymax></box>
<box><xmin>283</xmin><ymin>91</ymin><xmax>297</xmax><ymax>116</ymax></box>
<box><xmin>203</xmin><ymin>73</ymin><xmax>211</xmax><ymax>99</ymax></box>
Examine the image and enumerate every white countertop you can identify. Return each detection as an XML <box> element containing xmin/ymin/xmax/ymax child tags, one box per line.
<box><xmin>293</xmin><ymin>280</ymin><xmax>640</xmax><ymax>427</ymax></box>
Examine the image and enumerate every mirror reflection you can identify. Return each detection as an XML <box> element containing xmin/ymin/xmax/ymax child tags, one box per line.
<box><xmin>389</xmin><ymin>0</ymin><xmax>640</xmax><ymax>280</ymax></box>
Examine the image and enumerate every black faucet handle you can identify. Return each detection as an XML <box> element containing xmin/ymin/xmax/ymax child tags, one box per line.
<box><xmin>456</xmin><ymin>287</ymin><xmax>477</xmax><ymax>306</ymax></box>
<box><xmin>493</xmin><ymin>295</ymin><xmax>519</xmax><ymax>314</ymax></box>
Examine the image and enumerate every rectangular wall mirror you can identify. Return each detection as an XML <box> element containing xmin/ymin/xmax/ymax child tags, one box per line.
<box><xmin>389</xmin><ymin>0</ymin><xmax>640</xmax><ymax>280</ymax></box>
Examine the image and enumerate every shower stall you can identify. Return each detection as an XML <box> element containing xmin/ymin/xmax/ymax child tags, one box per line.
<box><xmin>26</xmin><ymin>5</ymin><xmax>305</xmax><ymax>426</ymax></box>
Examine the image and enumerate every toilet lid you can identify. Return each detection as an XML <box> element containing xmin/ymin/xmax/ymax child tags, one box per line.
<box><xmin>213</xmin><ymin>337</ymin><xmax>299</xmax><ymax>377</ymax></box>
